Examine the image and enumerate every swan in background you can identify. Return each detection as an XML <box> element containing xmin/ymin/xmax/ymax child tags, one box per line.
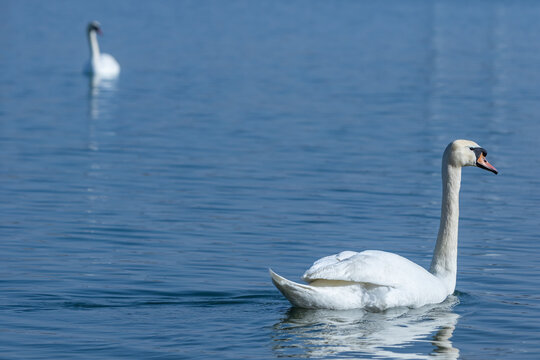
<box><xmin>270</xmin><ymin>139</ymin><xmax>498</xmax><ymax>310</ymax></box>
<box><xmin>84</xmin><ymin>21</ymin><xmax>120</xmax><ymax>78</ymax></box>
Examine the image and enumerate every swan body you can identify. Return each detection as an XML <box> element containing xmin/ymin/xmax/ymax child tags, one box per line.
<box><xmin>270</xmin><ymin>140</ymin><xmax>498</xmax><ymax>310</ymax></box>
<box><xmin>84</xmin><ymin>21</ymin><xmax>120</xmax><ymax>78</ymax></box>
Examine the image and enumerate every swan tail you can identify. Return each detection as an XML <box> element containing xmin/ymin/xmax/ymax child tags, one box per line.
<box><xmin>269</xmin><ymin>269</ymin><xmax>374</xmax><ymax>310</ymax></box>
<box><xmin>269</xmin><ymin>269</ymin><xmax>318</xmax><ymax>308</ymax></box>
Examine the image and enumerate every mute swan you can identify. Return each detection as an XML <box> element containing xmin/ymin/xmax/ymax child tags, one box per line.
<box><xmin>270</xmin><ymin>140</ymin><xmax>498</xmax><ymax>310</ymax></box>
<box><xmin>84</xmin><ymin>21</ymin><xmax>120</xmax><ymax>78</ymax></box>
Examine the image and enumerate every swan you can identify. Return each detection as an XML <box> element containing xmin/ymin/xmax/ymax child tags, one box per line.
<box><xmin>270</xmin><ymin>139</ymin><xmax>498</xmax><ymax>310</ymax></box>
<box><xmin>84</xmin><ymin>21</ymin><xmax>120</xmax><ymax>78</ymax></box>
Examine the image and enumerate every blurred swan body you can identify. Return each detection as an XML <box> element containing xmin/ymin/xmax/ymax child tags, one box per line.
<box><xmin>270</xmin><ymin>140</ymin><xmax>498</xmax><ymax>310</ymax></box>
<box><xmin>84</xmin><ymin>21</ymin><xmax>120</xmax><ymax>78</ymax></box>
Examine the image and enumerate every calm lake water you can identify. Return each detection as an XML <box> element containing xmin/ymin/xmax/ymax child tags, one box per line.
<box><xmin>1</xmin><ymin>1</ymin><xmax>540</xmax><ymax>359</ymax></box>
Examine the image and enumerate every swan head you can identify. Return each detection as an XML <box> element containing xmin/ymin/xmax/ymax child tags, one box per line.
<box><xmin>446</xmin><ymin>139</ymin><xmax>498</xmax><ymax>174</ymax></box>
<box><xmin>87</xmin><ymin>21</ymin><xmax>102</xmax><ymax>35</ymax></box>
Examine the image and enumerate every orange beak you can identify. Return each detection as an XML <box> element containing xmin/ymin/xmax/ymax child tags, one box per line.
<box><xmin>477</xmin><ymin>153</ymin><xmax>498</xmax><ymax>174</ymax></box>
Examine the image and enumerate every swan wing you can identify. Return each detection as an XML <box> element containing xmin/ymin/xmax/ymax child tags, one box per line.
<box><xmin>97</xmin><ymin>53</ymin><xmax>120</xmax><ymax>77</ymax></box>
<box><xmin>302</xmin><ymin>250</ymin><xmax>432</xmax><ymax>288</ymax></box>
<box><xmin>100</xmin><ymin>53</ymin><xmax>120</xmax><ymax>67</ymax></box>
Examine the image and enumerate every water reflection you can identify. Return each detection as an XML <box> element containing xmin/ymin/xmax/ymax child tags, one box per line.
<box><xmin>85</xmin><ymin>75</ymin><xmax>118</xmax><ymax>227</ymax></box>
<box><xmin>88</xmin><ymin>74</ymin><xmax>118</xmax><ymax>120</ymax></box>
<box><xmin>272</xmin><ymin>296</ymin><xmax>460</xmax><ymax>359</ymax></box>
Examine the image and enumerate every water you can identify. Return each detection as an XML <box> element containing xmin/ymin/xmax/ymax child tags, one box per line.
<box><xmin>1</xmin><ymin>1</ymin><xmax>540</xmax><ymax>358</ymax></box>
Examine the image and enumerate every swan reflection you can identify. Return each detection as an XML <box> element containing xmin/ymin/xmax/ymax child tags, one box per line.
<box><xmin>272</xmin><ymin>296</ymin><xmax>459</xmax><ymax>359</ymax></box>
<box><xmin>88</xmin><ymin>74</ymin><xmax>118</xmax><ymax>120</ymax></box>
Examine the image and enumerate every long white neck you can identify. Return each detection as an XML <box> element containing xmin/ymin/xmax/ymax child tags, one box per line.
<box><xmin>88</xmin><ymin>30</ymin><xmax>101</xmax><ymax>65</ymax></box>
<box><xmin>430</xmin><ymin>154</ymin><xmax>462</xmax><ymax>294</ymax></box>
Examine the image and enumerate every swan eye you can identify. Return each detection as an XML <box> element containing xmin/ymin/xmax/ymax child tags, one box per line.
<box><xmin>469</xmin><ymin>147</ymin><xmax>487</xmax><ymax>157</ymax></box>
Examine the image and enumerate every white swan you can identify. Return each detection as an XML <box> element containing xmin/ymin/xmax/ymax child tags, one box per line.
<box><xmin>270</xmin><ymin>140</ymin><xmax>498</xmax><ymax>310</ymax></box>
<box><xmin>84</xmin><ymin>21</ymin><xmax>120</xmax><ymax>78</ymax></box>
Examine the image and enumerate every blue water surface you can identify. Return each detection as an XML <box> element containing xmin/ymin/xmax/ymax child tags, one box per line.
<box><xmin>1</xmin><ymin>1</ymin><xmax>540</xmax><ymax>359</ymax></box>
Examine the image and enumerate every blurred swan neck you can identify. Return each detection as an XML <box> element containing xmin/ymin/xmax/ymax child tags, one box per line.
<box><xmin>88</xmin><ymin>30</ymin><xmax>100</xmax><ymax>63</ymax></box>
<box><xmin>430</xmin><ymin>161</ymin><xmax>462</xmax><ymax>293</ymax></box>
